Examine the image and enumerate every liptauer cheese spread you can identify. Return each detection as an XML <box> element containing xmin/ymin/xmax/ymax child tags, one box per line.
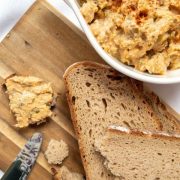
<box><xmin>81</xmin><ymin>0</ymin><xmax>180</xmax><ymax>74</ymax></box>
<box><xmin>6</xmin><ymin>76</ymin><xmax>54</xmax><ymax>128</ymax></box>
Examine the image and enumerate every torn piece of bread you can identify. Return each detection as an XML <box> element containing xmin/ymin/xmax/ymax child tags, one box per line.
<box><xmin>63</xmin><ymin>61</ymin><xmax>162</xmax><ymax>179</ymax></box>
<box><xmin>53</xmin><ymin>166</ymin><xmax>84</xmax><ymax>180</ymax></box>
<box><xmin>95</xmin><ymin>126</ymin><xmax>180</xmax><ymax>180</ymax></box>
<box><xmin>5</xmin><ymin>75</ymin><xmax>54</xmax><ymax>128</ymax></box>
<box><xmin>45</xmin><ymin>139</ymin><xmax>69</xmax><ymax>165</ymax></box>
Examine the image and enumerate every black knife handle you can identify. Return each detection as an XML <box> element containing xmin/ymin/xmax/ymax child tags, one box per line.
<box><xmin>1</xmin><ymin>160</ymin><xmax>23</xmax><ymax>180</ymax></box>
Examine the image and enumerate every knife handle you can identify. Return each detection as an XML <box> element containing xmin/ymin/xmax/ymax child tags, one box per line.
<box><xmin>1</xmin><ymin>160</ymin><xmax>23</xmax><ymax>180</ymax></box>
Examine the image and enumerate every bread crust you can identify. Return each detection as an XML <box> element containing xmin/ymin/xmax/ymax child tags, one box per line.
<box><xmin>108</xmin><ymin>125</ymin><xmax>180</xmax><ymax>141</ymax></box>
<box><xmin>64</xmin><ymin>62</ymin><xmax>91</xmax><ymax>180</ymax></box>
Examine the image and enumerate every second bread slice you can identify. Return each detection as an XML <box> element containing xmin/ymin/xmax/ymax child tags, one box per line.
<box><xmin>95</xmin><ymin>126</ymin><xmax>180</xmax><ymax>179</ymax></box>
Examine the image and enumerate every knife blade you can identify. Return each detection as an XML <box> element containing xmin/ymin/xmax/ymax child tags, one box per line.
<box><xmin>1</xmin><ymin>133</ymin><xmax>42</xmax><ymax>180</ymax></box>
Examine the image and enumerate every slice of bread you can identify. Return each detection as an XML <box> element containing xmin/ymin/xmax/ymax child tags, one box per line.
<box><xmin>63</xmin><ymin>61</ymin><xmax>162</xmax><ymax>179</ymax></box>
<box><xmin>95</xmin><ymin>126</ymin><xmax>180</xmax><ymax>179</ymax></box>
<box><xmin>45</xmin><ymin>139</ymin><xmax>69</xmax><ymax>165</ymax></box>
<box><xmin>53</xmin><ymin>166</ymin><xmax>84</xmax><ymax>180</ymax></box>
<box><xmin>132</xmin><ymin>80</ymin><xmax>180</xmax><ymax>134</ymax></box>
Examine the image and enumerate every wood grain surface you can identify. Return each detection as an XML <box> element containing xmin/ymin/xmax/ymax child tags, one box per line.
<box><xmin>0</xmin><ymin>0</ymin><xmax>102</xmax><ymax>179</ymax></box>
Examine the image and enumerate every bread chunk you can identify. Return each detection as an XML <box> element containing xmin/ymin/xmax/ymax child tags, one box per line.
<box><xmin>53</xmin><ymin>166</ymin><xmax>84</xmax><ymax>180</ymax></box>
<box><xmin>45</xmin><ymin>139</ymin><xmax>69</xmax><ymax>165</ymax></box>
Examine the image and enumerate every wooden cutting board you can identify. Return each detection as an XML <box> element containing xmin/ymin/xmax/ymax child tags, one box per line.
<box><xmin>0</xmin><ymin>1</ymin><xmax>179</xmax><ymax>180</ymax></box>
<box><xmin>0</xmin><ymin>0</ymin><xmax>103</xmax><ymax>179</ymax></box>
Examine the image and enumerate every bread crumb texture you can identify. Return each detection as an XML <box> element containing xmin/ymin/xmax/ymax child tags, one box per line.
<box><xmin>54</xmin><ymin>166</ymin><xmax>84</xmax><ymax>180</ymax></box>
<box><xmin>5</xmin><ymin>76</ymin><xmax>54</xmax><ymax>128</ymax></box>
<box><xmin>45</xmin><ymin>139</ymin><xmax>69</xmax><ymax>165</ymax></box>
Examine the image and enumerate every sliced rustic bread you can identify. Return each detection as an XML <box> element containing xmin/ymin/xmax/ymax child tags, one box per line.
<box><xmin>95</xmin><ymin>125</ymin><xmax>180</xmax><ymax>180</ymax></box>
<box><xmin>63</xmin><ymin>61</ymin><xmax>162</xmax><ymax>179</ymax></box>
<box><xmin>132</xmin><ymin>80</ymin><xmax>180</xmax><ymax>134</ymax></box>
<box><xmin>53</xmin><ymin>166</ymin><xmax>84</xmax><ymax>180</ymax></box>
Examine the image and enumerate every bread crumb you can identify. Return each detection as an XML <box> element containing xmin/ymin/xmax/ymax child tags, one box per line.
<box><xmin>53</xmin><ymin>166</ymin><xmax>84</xmax><ymax>180</ymax></box>
<box><xmin>45</xmin><ymin>139</ymin><xmax>69</xmax><ymax>165</ymax></box>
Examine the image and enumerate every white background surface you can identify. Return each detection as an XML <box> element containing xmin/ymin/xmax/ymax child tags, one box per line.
<box><xmin>0</xmin><ymin>0</ymin><xmax>179</xmax><ymax>176</ymax></box>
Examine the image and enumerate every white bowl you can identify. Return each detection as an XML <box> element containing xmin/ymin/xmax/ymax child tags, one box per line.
<box><xmin>65</xmin><ymin>0</ymin><xmax>180</xmax><ymax>84</ymax></box>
